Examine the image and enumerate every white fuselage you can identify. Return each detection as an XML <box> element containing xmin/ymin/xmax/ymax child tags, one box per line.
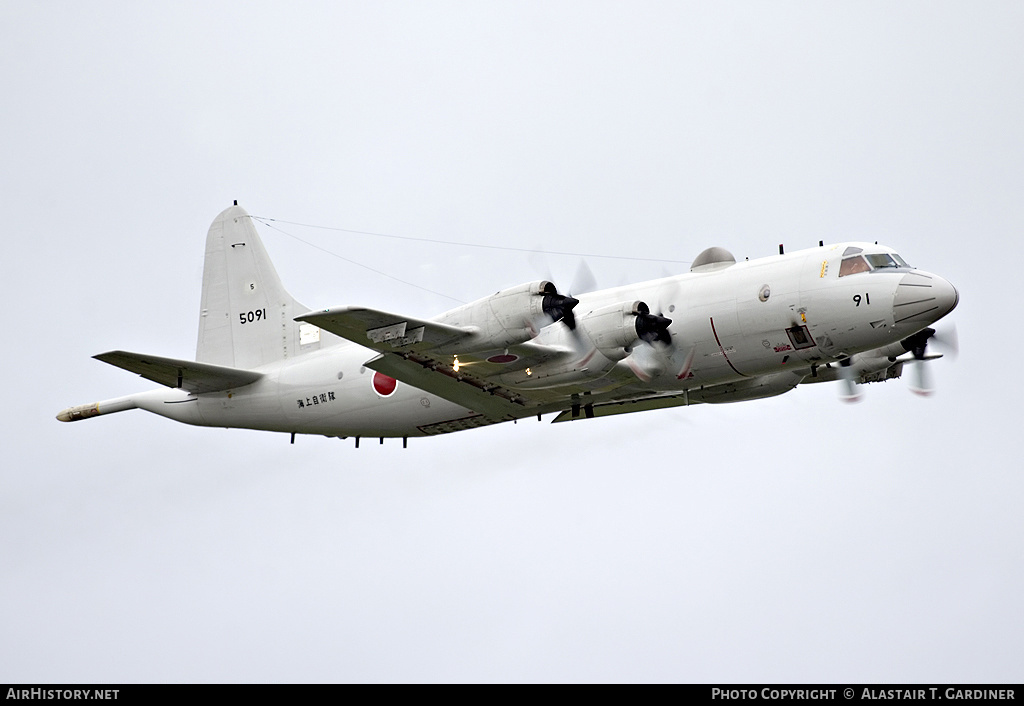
<box><xmin>132</xmin><ymin>241</ymin><xmax>957</xmax><ymax>439</ymax></box>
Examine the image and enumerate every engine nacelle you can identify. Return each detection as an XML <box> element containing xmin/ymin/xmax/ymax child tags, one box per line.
<box><xmin>810</xmin><ymin>351</ymin><xmax>901</xmax><ymax>385</ymax></box>
<box><xmin>577</xmin><ymin>301</ymin><xmax>673</xmax><ymax>360</ymax></box>
<box><xmin>849</xmin><ymin>351</ymin><xmax>899</xmax><ymax>377</ymax></box>
<box><xmin>435</xmin><ymin>280</ymin><xmax>577</xmax><ymax>352</ymax></box>
<box><xmin>577</xmin><ymin>301</ymin><xmax>645</xmax><ymax>360</ymax></box>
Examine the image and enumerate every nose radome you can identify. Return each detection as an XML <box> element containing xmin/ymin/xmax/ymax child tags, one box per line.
<box><xmin>893</xmin><ymin>271</ymin><xmax>959</xmax><ymax>327</ymax></box>
<box><xmin>933</xmin><ymin>274</ymin><xmax>959</xmax><ymax>318</ymax></box>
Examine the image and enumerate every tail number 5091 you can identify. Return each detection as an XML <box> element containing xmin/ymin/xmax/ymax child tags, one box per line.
<box><xmin>239</xmin><ymin>308</ymin><xmax>267</xmax><ymax>324</ymax></box>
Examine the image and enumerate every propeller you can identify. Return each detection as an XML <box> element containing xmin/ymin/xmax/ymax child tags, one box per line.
<box><xmin>549</xmin><ymin>261</ymin><xmax>601</xmax><ymax>359</ymax></box>
<box><xmin>909</xmin><ymin>359</ymin><xmax>933</xmax><ymax>397</ymax></box>
<box><xmin>634</xmin><ymin>301</ymin><xmax>672</xmax><ymax>345</ymax></box>
<box><xmin>902</xmin><ymin>324</ymin><xmax>958</xmax><ymax>396</ymax></box>
<box><xmin>569</xmin><ymin>260</ymin><xmax>597</xmax><ymax>301</ymax></box>
<box><xmin>838</xmin><ymin>358</ymin><xmax>863</xmax><ymax>403</ymax></box>
<box><xmin>626</xmin><ymin>279</ymin><xmax>682</xmax><ymax>381</ymax></box>
<box><xmin>541</xmin><ymin>288</ymin><xmax>580</xmax><ymax>330</ymax></box>
<box><xmin>832</xmin><ymin>324</ymin><xmax>957</xmax><ymax>401</ymax></box>
<box><xmin>532</xmin><ymin>259</ymin><xmax>596</xmax><ymax>334</ymax></box>
<box><xmin>930</xmin><ymin>324</ymin><xmax>959</xmax><ymax>359</ymax></box>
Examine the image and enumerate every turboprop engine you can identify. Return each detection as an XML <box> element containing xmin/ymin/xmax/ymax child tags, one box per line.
<box><xmin>496</xmin><ymin>300</ymin><xmax>672</xmax><ymax>390</ymax></box>
<box><xmin>434</xmin><ymin>280</ymin><xmax>579</xmax><ymax>352</ymax></box>
<box><xmin>577</xmin><ymin>301</ymin><xmax>672</xmax><ymax>360</ymax></box>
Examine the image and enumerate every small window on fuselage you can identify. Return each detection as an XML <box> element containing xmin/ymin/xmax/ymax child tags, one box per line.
<box><xmin>839</xmin><ymin>256</ymin><xmax>870</xmax><ymax>277</ymax></box>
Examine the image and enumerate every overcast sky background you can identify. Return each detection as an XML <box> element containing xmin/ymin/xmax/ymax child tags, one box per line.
<box><xmin>3</xmin><ymin>1</ymin><xmax>1022</xmax><ymax>683</ymax></box>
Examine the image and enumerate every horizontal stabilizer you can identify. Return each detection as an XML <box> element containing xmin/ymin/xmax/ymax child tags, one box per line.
<box><xmin>94</xmin><ymin>350</ymin><xmax>263</xmax><ymax>394</ymax></box>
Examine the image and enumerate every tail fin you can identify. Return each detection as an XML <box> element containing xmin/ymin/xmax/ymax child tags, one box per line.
<box><xmin>196</xmin><ymin>203</ymin><xmax>322</xmax><ymax>368</ymax></box>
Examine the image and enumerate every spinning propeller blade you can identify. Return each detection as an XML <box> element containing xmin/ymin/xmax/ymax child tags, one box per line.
<box><xmin>838</xmin><ymin>359</ymin><xmax>863</xmax><ymax>403</ymax></box>
<box><xmin>903</xmin><ymin>324</ymin><xmax>957</xmax><ymax>396</ymax></box>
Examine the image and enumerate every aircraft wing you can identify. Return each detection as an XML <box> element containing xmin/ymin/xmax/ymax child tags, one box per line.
<box><xmin>298</xmin><ymin>306</ymin><xmax>576</xmax><ymax>419</ymax></box>
<box><xmin>94</xmin><ymin>350</ymin><xmax>263</xmax><ymax>394</ymax></box>
<box><xmin>365</xmin><ymin>352</ymin><xmax>528</xmax><ymax>419</ymax></box>
<box><xmin>551</xmin><ymin>393</ymin><xmax>689</xmax><ymax>422</ymax></box>
<box><xmin>297</xmin><ymin>307</ymin><xmax>469</xmax><ymax>353</ymax></box>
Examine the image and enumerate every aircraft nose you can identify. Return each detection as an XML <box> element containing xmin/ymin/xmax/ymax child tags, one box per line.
<box><xmin>933</xmin><ymin>274</ymin><xmax>959</xmax><ymax>318</ymax></box>
<box><xmin>893</xmin><ymin>271</ymin><xmax>959</xmax><ymax>327</ymax></box>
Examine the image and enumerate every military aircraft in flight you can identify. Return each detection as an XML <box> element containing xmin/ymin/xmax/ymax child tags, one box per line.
<box><xmin>57</xmin><ymin>203</ymin><xmax>959</xmax><ymax>446</ymax></box>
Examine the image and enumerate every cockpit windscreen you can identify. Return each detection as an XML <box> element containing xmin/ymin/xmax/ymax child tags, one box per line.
<box><xmin>839</xmin><ymin>250</ymin><xmax>911</xmax><ymax>277</ymax></box>
<box><xmin>866</xmin><ymin>253</ymin><xmax>910</xmax><ymax>269</ymax></box>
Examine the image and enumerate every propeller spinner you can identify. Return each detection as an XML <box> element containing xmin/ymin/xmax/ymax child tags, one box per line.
<box><xmin>634</xmin><ymin>301</ymin><xmax>672</xmax><ymax>345</ymax></box>
<box><xmin>542</xmin><ymin>289</ymin><xmax>580</xmax><ymax>330</ymax></box>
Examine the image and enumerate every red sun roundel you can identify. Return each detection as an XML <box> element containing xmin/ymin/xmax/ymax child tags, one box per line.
<box><xmin>372</xmin><ymin>372</ymin><xmax>398</xmax><ymax>397</ymax></box>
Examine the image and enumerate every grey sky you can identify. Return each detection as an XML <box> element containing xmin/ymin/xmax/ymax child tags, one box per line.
<box><xmin>2</xmin><ymin>1</ymin><xmax>1021</xmax><ymax>682</ymax></box>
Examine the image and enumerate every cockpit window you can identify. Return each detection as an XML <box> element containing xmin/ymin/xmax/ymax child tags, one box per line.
<box><xmin>840</xmin><ymin>251</ymin><xmax>911</xmax><ymax>276</ymax></box>
<box><xmin>839</xmin><ymin>256</ymin><xmax>870</xmax><ymax>277</ymax></box>
<box><xmin>866</xmin><ymin>253</ymin><xmax>910</xmax><ymax>269</ymax></box>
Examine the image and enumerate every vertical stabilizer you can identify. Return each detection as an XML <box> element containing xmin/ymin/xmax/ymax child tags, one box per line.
<box><xmin>196</xmin><ymin>204</ymin><xmax>319</xmax><ymax>368</ymax></box>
